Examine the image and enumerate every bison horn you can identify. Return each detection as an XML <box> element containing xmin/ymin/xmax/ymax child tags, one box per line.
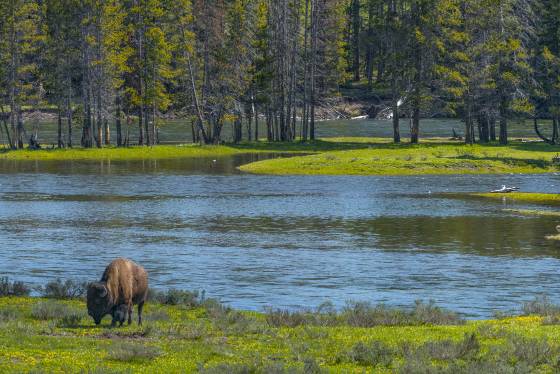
<box><xmin>97</xmin><ymin>284</ymin><xmax>108</xmax><ymax>298</ymax></box>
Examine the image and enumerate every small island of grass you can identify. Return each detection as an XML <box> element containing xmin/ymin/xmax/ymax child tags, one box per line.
<box><xmin>239</xmin><ymin>138</ymin><xmax>560</xmax><ymax>176</ymax></box>
<box><xmin>470</xmin><ymin>192</ymin><xmax>560</xmax><ymax>205</ymax></box>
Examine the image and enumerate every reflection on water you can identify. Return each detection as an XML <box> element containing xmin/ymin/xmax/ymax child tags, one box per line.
<box><xmin>0</xmin><ymin>157</ymin><xmax>560</xmax><ymax>318</ymax></box>
<box><xmin>0</xmin><ymin>153</ymin><xmax>286</xmax><ymax>175</ymax></box>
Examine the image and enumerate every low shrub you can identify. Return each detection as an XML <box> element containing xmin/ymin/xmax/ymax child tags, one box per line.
<box><xmin>342</xmin><ymin>300</ymin><xmax>463</xmax><ymax>327</ymax></box>
<box><xmin>0</xmin><ymin>307</ymin><xmax>18</xmax><ymax>322</ymax></box>
<box><xmin>417</xmin><ymin>333</ymin><xmax>479</xmax><ymax>361</ymax></box>
<box><xmin>107</xmin><ymin>343</ymin><xmax>161</xmax><ymax>362</ymax></box>
<box><xmin>302</xmin><ymin>357</ymin><xmax>325</xmax><ymax>374</ymax></box>
<box><xmin>143</xmin><ymin>309</ymin><xmax>170</xmax><ymax>322</ymax></box>
<box><xmin>31</xmin><ymin>301</ymin><xmax>70</xmax><ymax>320</ymax></box>
<box><xmin>57</xmin><ymin>311</ymin><xmax>84</xmax><ymax>328</ymax></box>
<box><xmin>148</xmin><ymin>288</ymin><xmax>201</xmax><ymax>307</ymax></box>
<box><xmin>84</xmin><ymin>368</ymin><xmax>133</xmax><ymax>374</ymax></box>
<box><xmin>509</xmin><ymin>335</ymin><xmax>556</xmax><ymax>367</ymax></box>
<box><xmin>266</xmin><ymin>300</ymin><xmax>463</xmax><ymax>328</ymax></box>
<box><xmin>41</xmin><ymin>278</ymin><xmax>86</xmax><ymax>299</ymax></box>
<box><xmin>347</xmin><ymin>340</ymin><xmax>394</xmax><ymax>367</ymax></box>
<box><xmin>265</xmin><ymin>309</ymin><xmax>315</xmax><ymax>328</ymax></box>
<box><xmin>0</xmin><ymin>277</ymin><xmax>30</xmax><ymax>297</ymax></box>
<box><xmin>197</xmin><ymin>364</ymin><xmax>254</xmax><ymax>374</ymax></box>
<box><xmin>205</xmin><ymin>299</ymin><xmax>263</xmax><ymax>334</ymax></box>
<box><xmin>31</xmin><ymin>300</ymin><xmax>83</xmax><ymax>325</ymax></box>
<box><xmin>411</xmin><ymin>300</ymin><xmax>464</xmax><ymax>325</ymax></box>
<box><xmin>522</xmin><ymin>295</ymin><xmax>560</xmax><ymax>317</ymax></box>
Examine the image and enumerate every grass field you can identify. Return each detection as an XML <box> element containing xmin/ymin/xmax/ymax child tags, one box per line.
<box><xmin>2</xmin><ymin>295</ymin><xmax>560</xmax><ymax>373</ymax></box>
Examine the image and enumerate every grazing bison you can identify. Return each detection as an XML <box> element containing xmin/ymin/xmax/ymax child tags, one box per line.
<box><xmin>87</xmin><ymin>258</ymin><xmax>148</xmax><ymax>327</ymax></box>
<box><xmin>112</xmin><ymin>304</ymin><xmax>129</xmax><ymax>327</ymax></box>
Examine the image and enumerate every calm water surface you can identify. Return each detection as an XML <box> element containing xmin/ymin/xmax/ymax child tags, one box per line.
<box><xmin>1</xmin><ymin>156</ymin><xmax>560</xmax><ymax>318</ymax></box>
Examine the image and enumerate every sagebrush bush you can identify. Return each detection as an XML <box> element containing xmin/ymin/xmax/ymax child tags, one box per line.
<box><xmin>522</xmin><ymin>295</ymin><xmax>560</xmax><ymax>317</ymax></box>
<box><xmin>197</xmin><ymin>364</ymin><xmax>255</xmax><ymax>374</ymax></box>
<box><xmin>148</xmin><ymin>288</ymin><xmax>201</xmax><ymax>307</ymax></box>
<box><xmin>41</xmin><ymin>278</ymin><xmax>86</xmax><ymax>299</ymax></box>
<box><xmin>57</xmin><ymin>312</ymin><xmax>84</xmax><ymax>328</ymax></box>
<box><xmin>0</xmin><ymin>307</ymin><xmax>18</xmax><ymax>322</ymax></box>
<box><xmin>107</xmin><ymin>343</ymin><xmax>161</xmax><ymax>362</ymax></box>
<box><xmin>0</xmin><ymin>277</ymin><xmax>30</xmax><ymax>297</ymax></box>
<box><xmin>265</xmin><ymin>300</ymin><xmax>463</xmax><ymax>328</ymax></box>
<box><xmin>509</xmin><ymin>335</ymin><xmax>556</xmax><ymax>367</ymax></box>
<box><xmin>347</xmin><ymin>340</ymin><xmax>394</xmax><ymax>367</ymax></box>
<box><xmin>417</xmin><ymin>333</ymin><xmax>479</xmax><ymax>361</ymax></box>
<box><xmin>143</xmin><ymin>309</ymin><xmax>170</xmax><ymax>322</ymax></box>
<box><xmin>265</xmin><ymin>308</ymin><xmax>314</xmax><ymax>328</ymax></box>
<box><xmin>31</xmin><ymin>301</ymin><xmax>69</xmax><ymax>320</ymax></box>
<box><xmin>31</xmin><ymin>301</ymin><xmax>82</xmax><ymax>324</ymax></box>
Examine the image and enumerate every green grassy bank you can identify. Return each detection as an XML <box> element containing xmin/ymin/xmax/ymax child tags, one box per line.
<box><xmin>1</xmin><ymin>296</ymin><xmax>560</xmax><ymax>373</ymax></box>
<box><xmin>3</xmin><ymin>138</ymin><xmax>560</xmax><ymax>177</ymax></box>
<box><xmin>239</xmin><ymin>138</ymin><xmax>560</xmax><ymax>175</ymax></box>
<box><xmin>0</xmin><ymin>139</ymin><xmax>355</xmax><ymax>162</ymax></box>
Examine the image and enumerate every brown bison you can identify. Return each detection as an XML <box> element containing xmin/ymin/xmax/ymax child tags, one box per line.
<box><xmin>87</xmin><ymin>258</ymin><xmax>148</xmax><ymax>327</ymax></box>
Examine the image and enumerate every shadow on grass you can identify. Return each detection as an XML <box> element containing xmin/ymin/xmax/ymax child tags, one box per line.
<box><xmin>229</xmin><ymin>139</ymin><xmax>466</xmax><ymax>153</ymax></box>
<box><xmin>449</xmin><ymin>154</ymin><xmax>552</xmax><ymax>169</ymax></box>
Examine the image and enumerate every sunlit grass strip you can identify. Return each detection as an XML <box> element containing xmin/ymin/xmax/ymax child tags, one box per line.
<box><xmin>240</xmin><ymin>139</ymin><xmax>560</xmax><ymax>175</ymax></box>
<box><xmin>503</xmin><ymin>209</ymin><xmax>560</xmax><ymax>217</ymax></box>
<box><xmin>472</xmin><ymin>193</ymin><xmax>560</xmax><ymax>205</ymax></box>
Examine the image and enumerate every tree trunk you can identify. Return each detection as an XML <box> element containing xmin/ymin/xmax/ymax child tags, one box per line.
<box><xmin>351</xmin><ymin>0</ymin><xmax>360</xmax><ymax>81</ymax></box>
<box><xmin>138</xmin><ymin>107</ymin><xmax>144</xmax><ymax>145</ymax></box>
<box><xmin>489</xmin><ymin>115</ymin><xmax>496</xmax><ymax>141</ymax></box>
<box><xmin>57</xmin><ymin>105</ymin><xmax>63</xmax><ymax>148</ymax></box>
<box><xmin>392</xmin><ymin>97</ymin><xmax>400</xmax><ymax>143</ymax></box>
<box><xmin>254</xmin><ymin>107</ymin><xmax>259</xmax><ymax>142</ymax></box>
<box><xmin>104</xmin><ymin>118</ymin><xmax>110</xmax><ymax>145</ymax></box>
<box><xmin>116</xmin><ymin>95</ymin><xmax>122</xmax><ymax>146</ymax></box>
<box><xmin>411</xmin><ymin>105</ymin><xmax>420</xmax><ymax>144</ymax></box>
<box><xmin>499</xmin><ymin>96</ymin><xmax>507</xmax><ymax>145</ymax></box>
<box><xmin>66</xmin><ymin>80</ymin><xmax>72</xmax><ymax>148</ymax></box>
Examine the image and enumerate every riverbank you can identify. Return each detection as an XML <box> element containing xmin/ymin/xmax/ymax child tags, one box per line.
<box><xmin>1</xmin><ymin>296</ymin><xmax>559</xmax><ymax>373</ymax></box>
<box><xmin>2</xmin><ymin>138</ymin><xmax>560</xmax><ymax>177</ymax></box>
<box><xmin>0</xmin><ymin>140</ymin><xmax>353</xmax><ymax>161</ymax></box>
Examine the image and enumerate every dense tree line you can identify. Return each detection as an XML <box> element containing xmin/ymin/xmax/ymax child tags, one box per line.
<box><xmin>0</xmin><ymin>0</ymin><xmax>558</xmax><ymax>148</ymax></box>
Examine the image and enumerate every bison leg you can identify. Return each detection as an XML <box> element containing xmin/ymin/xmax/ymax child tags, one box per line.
<box><xmin>138</xmin><ymin>301</ymin><xmax>144</xmax><ymax>326</ymax></box>
<box><xmin>127</xmin><ymin>303</ymin><xmax>133</xmax><ymax>326</ymax></box>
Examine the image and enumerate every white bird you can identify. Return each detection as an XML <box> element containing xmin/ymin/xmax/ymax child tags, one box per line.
<box><xmin>490</xmin><ymin>185</ymin><xmax>519</xmax><ymax>193</ymax></box>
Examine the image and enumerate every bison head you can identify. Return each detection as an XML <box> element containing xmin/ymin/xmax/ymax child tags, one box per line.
<box><xmin>87</xmin><ymin>282</ymin><xmax>111</xmax><ymax>325</ymax></box>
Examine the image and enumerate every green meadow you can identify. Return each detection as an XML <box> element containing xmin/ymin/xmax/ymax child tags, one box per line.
<box><xmin>2</xmin><ymin>295</ymin><xmax>560</xmax><ymax>373</ymax></box>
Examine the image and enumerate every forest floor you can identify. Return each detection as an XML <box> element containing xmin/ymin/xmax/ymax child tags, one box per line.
<box><xmin>2</xmin><ymin>296</ymin><xmax>560</xmax><ymax>373</ymax></box>
<box><xmin>2</xmin><ymin>137</ymin><xmax>560</xmax><ymax>175</ymax></box>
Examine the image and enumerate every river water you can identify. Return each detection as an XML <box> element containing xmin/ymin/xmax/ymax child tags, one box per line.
<box><xmin>1</xmin><ymin>154</ymin><xmax>560</xmax><ymax>318</ymax></box>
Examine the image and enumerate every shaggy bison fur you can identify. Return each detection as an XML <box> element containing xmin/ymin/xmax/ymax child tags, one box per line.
<box><xmin>87</xmin><ymin>258</ymin><xmax>148</xmax><ymax>327</ymax></box>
